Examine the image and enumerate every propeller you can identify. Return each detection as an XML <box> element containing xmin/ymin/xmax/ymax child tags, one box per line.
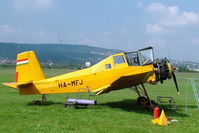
<box><xmin>167</xmin><ymin>62</ymin><xmax>180</xmax><ymax>94</ymax></box>
<box><xmin>154</xmin><ymin>59</ymin><xmax>179</xmax><ymax>94</ymax></box>
<box><xmin>172</xmin><ymin>71</ymin><xmax>179</xmax><ymax>94</ymax></box>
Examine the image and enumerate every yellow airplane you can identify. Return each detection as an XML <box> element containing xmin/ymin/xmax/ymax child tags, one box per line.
<box><xmin>2</xmin><ymin>46</ymin><xmax>179</xmax><ymax>107</ymax></box>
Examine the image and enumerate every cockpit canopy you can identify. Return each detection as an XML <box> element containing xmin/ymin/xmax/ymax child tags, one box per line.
<box><xmin>124</xmin><ymin>46</ymin><xmax>154</xmax><ymax>66</ymax></box>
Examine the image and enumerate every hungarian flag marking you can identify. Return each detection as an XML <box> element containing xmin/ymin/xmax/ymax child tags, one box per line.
<box><xmin>16</xmin><ymin>58</ymin><xmax>29</xmax><ymax>66</ymax></box>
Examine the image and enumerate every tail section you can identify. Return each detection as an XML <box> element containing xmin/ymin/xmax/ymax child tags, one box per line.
<box><xmin>16</xmin><ymin>51</ymin><xmax>45</xmax><ymax>83</ymax></box>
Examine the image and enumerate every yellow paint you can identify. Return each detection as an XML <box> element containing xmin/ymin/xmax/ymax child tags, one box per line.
<box><xmin>167</xmin><ymin>63</ymin><xmax>172</xmax><ymax>79</ymax></box>
<box><xmin>3</xmin><ymin>51</ymin><xmax>157</xmax><ymax>95</ymax></box>
<box><xmin>151</xmin><ymin>118</ymin><xmax>159</xmax><ymax>124</ymax></box>
<box><xmin>151</xmin><ymin>109</ymin><xmax>169</xmax><ymax>126</ymax></box>
<box><xmin>158</xmin><ymin>109</ymin><xmax>169</xmax><ymax>126</ymax></box>
<box><xmin>16</xmin><ymin>51</ymin><xmax>45</xmax><ymax>83</ymax></box>
<box><xmin>2</xmin><ymin>82</ymin><xmax>18</xmax><ymax>88</ymax></box>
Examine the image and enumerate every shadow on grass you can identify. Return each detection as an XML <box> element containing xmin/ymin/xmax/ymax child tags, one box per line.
<box><xmin>177</xmin><ymin>105</ymin><xmax>198</xmax><ymax>109</ymax></box>
<box><xmin>27</xmin><ymin>100</ymin><xmax>94</xmax><ymax>109</ymax></box>
<box><xmin>99</xmin><ymin>99</ymin><xmax>190</xmax><ymax>117</ymax></box>
<box><xmin>27</xmin><ymin>101</ymin><xmax>63</xmax><ymax>106</ymax></box>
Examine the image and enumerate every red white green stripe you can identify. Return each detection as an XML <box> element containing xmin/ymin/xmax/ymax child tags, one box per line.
<box><xmin>16</xmin><ymin>58</ymin><xmax>29</xmax><ymax>66</ymax></box>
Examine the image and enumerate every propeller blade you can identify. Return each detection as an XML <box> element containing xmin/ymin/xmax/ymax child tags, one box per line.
<box><xmin>172</xmin><ymin>72</ymin><xmax>179</xmax><ymax>94</ymax></box>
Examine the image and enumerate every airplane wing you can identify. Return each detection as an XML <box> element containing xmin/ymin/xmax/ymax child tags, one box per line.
<box><xmin>91</xmin><ymin>84</ymin><xmax>111</xmax><ymax>95</ymax></box>
<box><xmin>94</xmin><ymin>68</ymin><xmax>154</xmax><ymax>95</ymax></box>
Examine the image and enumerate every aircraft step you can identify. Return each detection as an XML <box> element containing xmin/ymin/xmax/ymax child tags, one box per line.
<box><xmin>157</xmin><ymin>96</ymin><xmax>177</xmax><ymax>109</ymax></box>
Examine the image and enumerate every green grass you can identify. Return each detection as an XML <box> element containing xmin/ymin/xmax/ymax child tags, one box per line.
<box><xmin>0</xmin><ymin>68</ymin><xmax>199</xmax><ymax>133</ymax></box>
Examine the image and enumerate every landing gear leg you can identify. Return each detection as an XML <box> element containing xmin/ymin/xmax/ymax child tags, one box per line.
<box><xmin>131</xmin><ymin>84</ymin><xmax>156</xmax><ymax>109</ymax></box>
<box><xmin>42</xmin><ymin>94</ymin><xmax>47</xmax><ymax>102</ymax></box>
<box><xmin>34</xmin><ymin>94</ymin><xmax>47</xmax><ymax>105</ymax></box>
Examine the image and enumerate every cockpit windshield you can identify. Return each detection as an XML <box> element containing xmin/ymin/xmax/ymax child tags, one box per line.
<box><xmin>125</xmin><ymin>52</ymin><xmax>139</xmax><ymax>66</ymax></box>
<box><xmin>138</xmin><ymin>47</ymin><xmax>154</xmax><ymax>65</ymax></box>
<box><xmin>124</xmin><ymin>47</ymin><xmax>154</xmax><ymax>66</ymax></box>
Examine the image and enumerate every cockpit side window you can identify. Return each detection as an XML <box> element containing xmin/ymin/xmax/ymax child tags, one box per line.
<box><xmin>105</xmin><ymin>64</ymin><xmax>112</xmax><ymax>69</ymax></box>
<box><xmin>113</xmin><ymin>55</ymin><xmax>125</xmax><ymax>64</ymax></box>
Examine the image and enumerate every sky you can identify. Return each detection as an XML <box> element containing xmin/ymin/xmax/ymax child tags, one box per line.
<box><xmin>0</xmin><ymin>0</ymin><xmax>199</xmax><ymax>62</ymax></box>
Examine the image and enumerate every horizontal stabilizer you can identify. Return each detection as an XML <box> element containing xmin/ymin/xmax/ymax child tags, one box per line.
<box><xmin>2</xmin><ymin>81</ymin><xmax>33</xmax><ymax>89</ymax></box>
<box><xmin>2</xmin><ymin>82</ymin><xmax>18</xmax><ymax>89</ymax></box>
<box><xmin>17</xmin><ymin>81</ymin><xmax>33</xmax><ymax>87</ymax></box>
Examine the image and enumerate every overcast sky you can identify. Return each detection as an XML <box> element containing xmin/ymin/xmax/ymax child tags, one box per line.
<box><xmin>0</xmin><ymin>0</ymin><xmax>199</xmax><ymax>61</ymax></box>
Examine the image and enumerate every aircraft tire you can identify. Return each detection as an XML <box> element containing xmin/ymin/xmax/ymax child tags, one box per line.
<box><xmin>137</xmin><ymin>97</ymin><xmax>156</xmax><ymax>109</ymax></box>
<box><xmin>137</xmin><ymin>96</ymin><xmax>148</xmax><ymax>106</ymax></box>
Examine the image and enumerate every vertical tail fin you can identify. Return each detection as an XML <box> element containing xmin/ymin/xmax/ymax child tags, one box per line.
<box><xmin>16</xmin><ymin>51</ymin><xmax>45</xmax><ymax>83</ymax></box>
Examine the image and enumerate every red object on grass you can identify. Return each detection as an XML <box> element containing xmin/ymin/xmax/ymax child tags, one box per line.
<box><xmin>154</xmin><ymin>107</ymin><xmax>160</xmax><ymax>119</ymax></box>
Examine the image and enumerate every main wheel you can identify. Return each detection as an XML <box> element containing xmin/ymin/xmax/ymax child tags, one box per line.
<box><xmin>137</xmin><ymin>97</ymin><xmax>156</xmax><ymax>109</ymax></box>
<box><xmin>137</xmin><ymin>96</ymin><xmax>148</xmax><ymax>105</ymax></box>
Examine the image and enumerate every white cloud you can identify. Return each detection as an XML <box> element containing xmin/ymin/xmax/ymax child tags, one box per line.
<box><xmin>0</xmin><ymin>25</ymin><xmax>22</xmax><ymax>42</ymax></box>
<box><xmin>145</xmin><ymin>3</ymin><xmax>199</xmax><ymax>34</ymax></box>
<box><xmin>76</xmin><ymin>32</ymin><xmax>98</xmax><ymax>45</ymax></box>
<box><xmin>35</xmin><ymin>0</ymin><xmax>54</xmax><ymax>8</ymax></box>
<box><xmin>0</xmin><ymin>25</ymin><xmax>15</xmax><ymax>34</ymax></box>
<box><xmin>0</xmin><ymin>25</ymin><xmax>20</xmax><ymax>35</ymax></box>
<box><xmin>146</xmin><ymin>3</ymin><xmax>180</xmax><ymax>18</ymax></box>
<box><xmin>32</xmin><ymin>29</ymin><xmax>57</xmax><ymax>43</ymax></box>
<box><xmin>182</xmin><ymin>12</ymin><xmax>199</xmax><ymax>24</ymax></box>
<box><xmin>13</xmin><ymin>0</ymin><xmax>54</xmax><ymax>11</ymax></box>
<box><xmin>146</xmin><ymin>3</ymin><xmax>167</xmax><ymax>13</ymax></box>
<box><xmin>146</xmin><ymin>24</ymin><xmax>170</xmax><ymax>34</ymax></box>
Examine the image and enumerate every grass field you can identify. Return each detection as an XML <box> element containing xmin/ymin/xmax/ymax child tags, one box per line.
<box><xmin>0</xmin><ymin>68</ymin><xmax>199</xmax><ymax>133</ymax></box>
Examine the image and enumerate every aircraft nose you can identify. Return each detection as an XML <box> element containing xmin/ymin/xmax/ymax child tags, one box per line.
<box><xmin>153</xmin><ymin>59</ymin><xmax>170</xmax><ymax>83</ymax></box>
<box><xmin>154</xmin><ymin>59</ymin><xmax>179</xmax><ymax>94</ymax></box>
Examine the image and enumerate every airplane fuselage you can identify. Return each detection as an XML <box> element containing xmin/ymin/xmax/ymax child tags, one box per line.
<box><xmin>19</xmin><ymin>53</ymin><xmax>156</xmax><ymax>95</ymax></box>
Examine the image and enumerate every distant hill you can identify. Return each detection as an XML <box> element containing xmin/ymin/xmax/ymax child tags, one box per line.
<box><xmin>0</xmin><ymin>42</ymin><xmax>123</xmax><ymax>64</ymax></box>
